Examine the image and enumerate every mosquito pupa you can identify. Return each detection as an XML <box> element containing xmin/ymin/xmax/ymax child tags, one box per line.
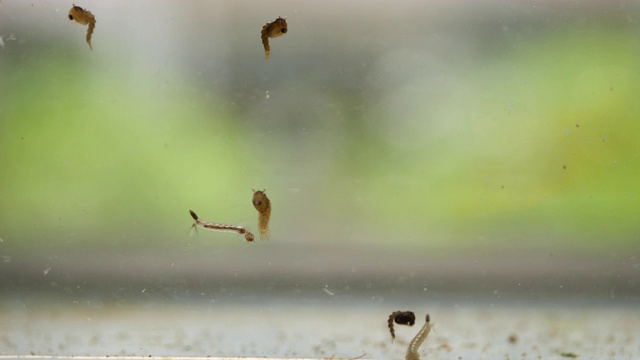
<box><xmin>252</xmin><ymin>189</ymin><xmax>271</xmax><ymax>240</ymax></box>
<box><xmin>261</xmin><ymin>16</ymin><xmax>287</xmax><ymax>59</ymax></box>
<box><xmin>388</xmin><ymin>311</ymin><xmax>416</xmax><ymax>340</ymax></box>
<box><xmin>68</xmin><ymin>4</ymin><xmax>96</xmax><ymax>50</ymax></box>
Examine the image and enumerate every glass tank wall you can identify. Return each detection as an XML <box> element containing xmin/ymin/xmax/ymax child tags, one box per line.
<box><xmin>1</xmin><ymin>1</ymin><xmax>639</xmax><ymax>358</ymax></box>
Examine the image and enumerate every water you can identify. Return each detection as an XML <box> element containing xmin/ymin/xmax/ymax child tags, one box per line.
<box><xmin>1</xmin><ymin>1</ymin><xmax>639</xmax><ymax>359</ymax></box>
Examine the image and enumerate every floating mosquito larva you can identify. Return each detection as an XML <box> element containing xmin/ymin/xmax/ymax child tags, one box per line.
<box><xmin>405</xmin><ymin>314</ymin><xmax>432</xmax><ymax>360</ymax></box>
<box><xmin>189</xmin><ymin>210</ymin><xmax>254</xmax><ymax>242</ymax></box>
<box><xmin>261</xmin><ymin>16</ymin><xmax>287</xmax><ymax>59</ymax></box>
<box><xmin>252</xmin><ymin>189</ymin><xmax>271</xmax><ymax>240</ymax></box>
<box><xmin>68</xmin><ymin>4</ymin><xmax>96</xmax><ymax>50</ymax></box>
<box><xmin>388</xmin><ymin>311</ymin><xmax>416</xmax><ymax>340</ymax></box>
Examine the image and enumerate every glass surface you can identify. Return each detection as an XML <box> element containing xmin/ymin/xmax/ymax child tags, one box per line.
<box><xmin>1</xmin><ymin>1</ymin><xmax>639</xmax><ymax>359</ymax></box>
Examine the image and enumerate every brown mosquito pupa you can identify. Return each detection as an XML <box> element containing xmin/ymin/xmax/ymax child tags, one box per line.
<box><xmin>388</xmin><ymin>311</ymin><xmax>416</xmax><ymax>340</ymax></box>
<box><xmin>68</xmin><ymin>4</ymin><xmax>96</xmax><ymax>50</ymax></box>
<box><xmin>261</xmin><ymin>17</ymin><xmax>287</xmax><ymax>59</ymax></box>
<box><xmin>252</xmin><ymin>189</ymin><xmax>271</xmax><ymax>240</ymax></box>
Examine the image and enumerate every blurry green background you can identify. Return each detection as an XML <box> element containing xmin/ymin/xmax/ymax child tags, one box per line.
<box><xmin>1</xmin><ymin>0</ymin><xmax>639</xmax><ymax>255</ymax></box>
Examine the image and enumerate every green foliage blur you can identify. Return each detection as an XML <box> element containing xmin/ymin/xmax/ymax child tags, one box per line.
<box><xmin>1</xmin><ymin>1</ymin><xmax>639</xmax><ymax>253</ymax></box>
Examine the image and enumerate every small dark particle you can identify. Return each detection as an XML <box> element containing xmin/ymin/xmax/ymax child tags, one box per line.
<box><xmin>508</xmin><ymin>333</ymin><xmax>518</xmax><ymax>344</ymax></box>
<box><xmin>563</xmin><ymin>165</ymin><xmax>566</xmax><ymax>170</ymax></box>
<box><xmin>560</xmin><ymin>352</ymin><xmax>579</xmax><ymax>358</ymax></box>
<box><xmin>575</xmin><ymin>124</ymin><xmax>580</xmax><ymax>128</ymax></box>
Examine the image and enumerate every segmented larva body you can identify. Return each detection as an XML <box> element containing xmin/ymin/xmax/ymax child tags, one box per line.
<box><xmin>189</xmin><ymin>210</ymin><xmax>254</xmax><ymax>242</ymax></box>
<box><xmin>252</xmin><ymin>189</ymin><xmax>271</xmax><ymax>240</ymax></box>
<box><xmin>261</xmin><ymin>17</ymin><xmax>287</xmax><ymax>59</ymax></box>
<box><xmin>68</xmin><ymin>4</ymin><xmax>96</xmax><ymax>50</ymax></box>
<box><xmin>405</xmin><ymin>314</ymin><xmax>432</xmax><ymax>360</ymax></box>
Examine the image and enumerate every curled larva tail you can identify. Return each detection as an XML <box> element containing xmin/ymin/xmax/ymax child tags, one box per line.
<box><xmin>261</xmin><ymin>27</ymin><xmax>271</xmax><ymax>58</ymax></box>
<box><xmin>258</xmin><ymin>207</ymin><xmax>271</xmax><ymax>240</ymax></box>
<box><xmin>405</xmin><ymin>314</ymin><xmax>432</xmax><ymax>360</ymax></box>
<box><xmin>86</xmin><ymin>21</ymin><xmax>95</xmax><ymax>50</ymax></box>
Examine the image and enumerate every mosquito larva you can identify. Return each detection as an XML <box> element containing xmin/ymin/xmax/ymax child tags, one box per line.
<box><xmin>252</xmin><ymin>189</ymin><xmax>271</xmax><ymax>240</ymax></box>
<box><xmin>405</xmin><ymin>314</ymin><xmax>432</xmax><ymax>360</ymax></box>
<box><xmin>388</xmin><ymin>311</ymin><xmax>416</xmax><ymax>340</ymax></box>
<box><xmin>261</xmin><ymin>16</ymin><xmax>287</xmax><ymax>59</ymax></box>
<box><xmin>189</xmin><ymin>210</ymin><xmax>255</xmax><ymax>242</ymax></box>
<box><xmin>68</xmin><ymin>4</ymin><xmax>96</xmax><ymax>50</ymax></box>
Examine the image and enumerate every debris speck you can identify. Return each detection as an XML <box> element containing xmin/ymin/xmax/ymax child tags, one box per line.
<box><xmin>141</xmin><ymin>288</ymin><xmax>146</xmax><ymax>293</ymax></box>
<box><xmin>265</xmin><ymin>91</ymin><xmax>270</xmax><ymax>100</ymax></box>
<box><xmin>560</xmin><ymin>351</ymin><xmax>579</xmax><ymax>358</ymax></box>
<box><xmin>43</xmin><ymin>267</ymin><xmax>52</xmax><ymax>276</ymax></box>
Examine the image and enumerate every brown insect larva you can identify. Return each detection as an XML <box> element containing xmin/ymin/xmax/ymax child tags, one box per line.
<box><xmin>261</xmin><ymin>16</ymin><xmax>287</xmax><ymax>59</ymax></box>
<box><xmin>252</xmin><ymin>189</ymin><xmax>271</xmax><ymax>240</ymax></box>
<box><xmin>405</xmin><ymin>314</ymin><xmax>432</xmax><ymax>360</ymax></box>
<box><xmin>68</xmin><ymin>4</ymin><xmax>96</xmax><ymax>50</ymax></box>
<box><xmin>388</xmin><ymin>311</ymin><xmax>416</xmax><ymax>340</ymax></box>
<box><xmin>189</xmin><ymin>210</ymin><xmax>254</xmax><ymax>242</ymax></box>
